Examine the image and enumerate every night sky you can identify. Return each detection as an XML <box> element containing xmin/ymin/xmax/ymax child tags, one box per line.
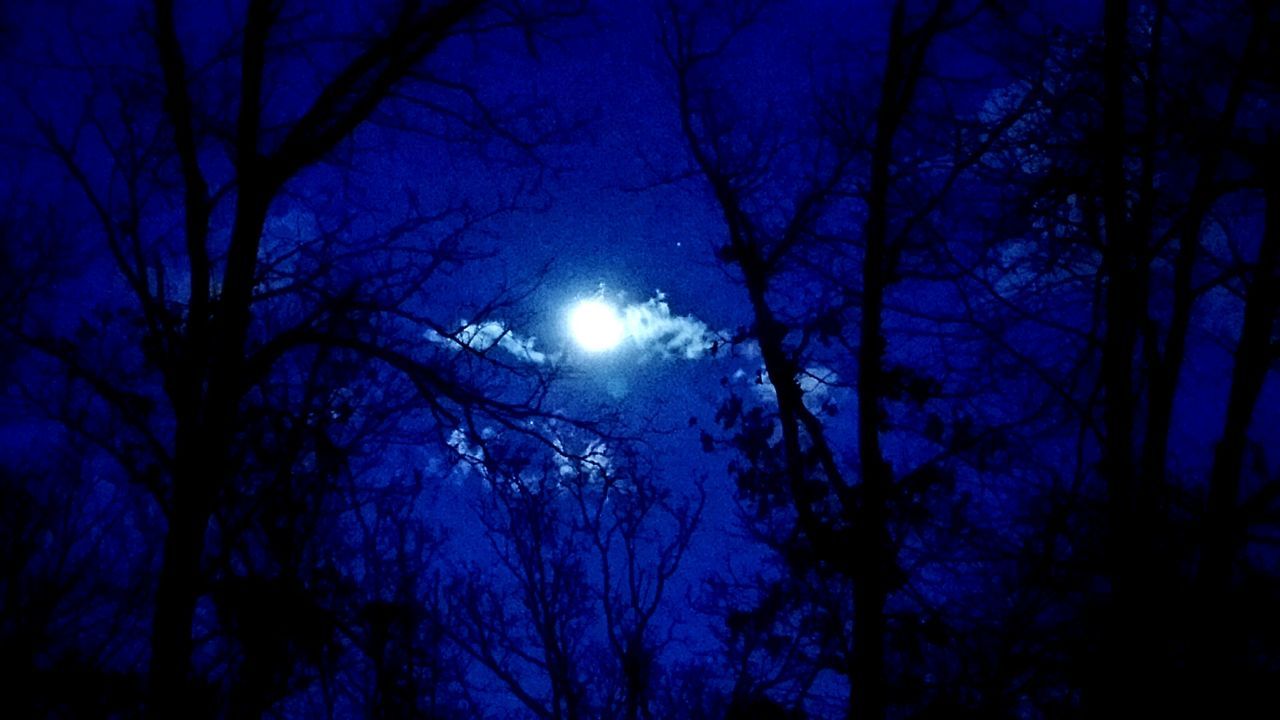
<box><xmin>2</xmin><ymin>1</ymin><xmax>1279</xmax><ymax>718</ymax></box>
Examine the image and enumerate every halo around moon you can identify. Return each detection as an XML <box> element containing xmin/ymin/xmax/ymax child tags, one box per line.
<box><xmin>568</xmin><ymin>299</ymin><xmax>625</xmax><ymax>352</ymax></box>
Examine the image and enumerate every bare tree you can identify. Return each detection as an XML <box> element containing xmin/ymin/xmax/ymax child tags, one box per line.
<box><xmin>661</xmin><ymin>1</ymin><xmax>1006</xmax><ymax>715</ymax></box>
<box><xmin>961</xmin><ymin>0</ymin><xmax>1280</xmax><ymax>711</ymax></box>
<box><xmin>444</xmin><ymin>430</ymin><xmax>702</xmax><ymax>719</ymax></box>
<box><xmin>6</xmin><ymin>0</ymin><xmax>586</xmax><ymax>714</ymax></box>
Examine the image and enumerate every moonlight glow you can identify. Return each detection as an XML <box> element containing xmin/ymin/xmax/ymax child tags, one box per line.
<box><xmin>568</xmin><ymin>299</ymin><xmax>625</xmax><ymax>352</ymax></box>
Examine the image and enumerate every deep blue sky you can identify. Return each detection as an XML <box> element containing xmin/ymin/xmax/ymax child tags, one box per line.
<box><xmin>4</xmin><ymin>1</ymin><xmax>1280</xmax><ymax>716</ymax></box>
<box><xmin>3</xmin><ymin>0</ymin><xmax>1273</xmax><ymax>582</ymax></box>
<box><xmin>3</xmin><ymin>0</ymin><xmax>1274</xmax><ymax>585</ymax></box>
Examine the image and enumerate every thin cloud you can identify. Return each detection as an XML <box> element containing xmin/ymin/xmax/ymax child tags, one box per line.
<box><xmin>621</xmin><ymin>292</ymin><xmax>717</xmax><ymax>359</ymax></box>
<box><xmin>427</xmin><ymin>320</ymin><xmax>551</xmax><ymax>364</ymax></box>
<box><xmin>447</xmin><ymin>425</ymin><xmax>614</xmax><ymax>491</ymax></box>
<box><xmin>427</xmin><ymin>293</ymin><xmax>721</xmax><ymax>365</ymax></box>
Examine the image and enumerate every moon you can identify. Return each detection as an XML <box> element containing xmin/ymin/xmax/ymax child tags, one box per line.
<box><xmin>568</xmin><ymin>299</ymin><xmax>625</xmax><ymax>352</ymax></box>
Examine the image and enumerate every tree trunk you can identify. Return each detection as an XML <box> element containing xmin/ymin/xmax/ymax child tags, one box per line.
<box><xmin>1195</xmin><ymin>176</ymin><xmax>1280</xmax><ymax>710</ymax></box>
<box><xmin>147</xmin><ymin>421</ymin><xmax>217</xmax><ymax>717</ymax></box>
<box><xmin>146</xmin><ymin>178</ymin><xmax>270</xmax><ymax>714</ymax></box>
<box><xmin>852</xmin><ymin>141</ymin><xmax>890</xmax><ymax>720</ymax></box>
<box><xmin>1096</xmin><ymin>0</ymin><xmax>1150</xmax><ymax>713</ymax></box>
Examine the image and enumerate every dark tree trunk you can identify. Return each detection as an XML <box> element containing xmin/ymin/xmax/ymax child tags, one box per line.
<box><xmin>147</xmin><ymin>435</ymin><xmax>214</xmax><ymax>717</ymax></box>
<box><xmin>1096</xmin><ymin>0</ymin><xmax>1148</xmax><ymax>713</ymax></box>
<box><xmin>1195</xmin><ymin>176</ymin><xmax>1280</xmax><ymax>709</ymax></box>
<box><xmin>146</xmin><ymin>175</ymin><xmax>271</xmax><ymax>715</ymax></box>
<box><xmin>846</xmin><ymin>1</ymin><xmax>930</xmax><ymax>715</ymax></box>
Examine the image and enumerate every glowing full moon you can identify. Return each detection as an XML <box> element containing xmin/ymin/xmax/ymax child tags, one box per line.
<box><xmin>568</xmin><ymin>299</ymin><xmax>625</xmax><ymax>352</ymax></box>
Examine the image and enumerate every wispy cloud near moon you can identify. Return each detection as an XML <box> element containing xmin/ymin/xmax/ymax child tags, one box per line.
<box><xmin>425</xmin><ymin>291</ymin><xmax>719</xmax><ymax>365</ymax></box>
<box><xmin>620</xmin><ymin>292</ymin><xmax>717</xmax><ymax>359</ymax></box>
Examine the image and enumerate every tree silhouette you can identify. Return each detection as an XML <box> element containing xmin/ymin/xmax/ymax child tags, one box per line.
<box><xmin>442</xmin><ymin>429</ymin><xmax>702</xmax><ymax>719</ymax></box>
<box><xmin>661</xmin><ymin>0</ymin><xmax>1019</xmax><ymax>715</ymax></box>
<box><xmin>7</xmin><ymin>0</ymin><xmax>586</xmax><ymax>715</ymax></box>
